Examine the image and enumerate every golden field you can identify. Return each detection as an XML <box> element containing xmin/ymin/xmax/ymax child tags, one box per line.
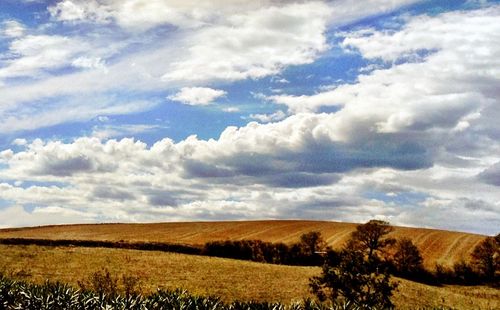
<box><xmin>0</xmin><ymin>244</ymin><xmax>498</xmax><ymax>309</ymax></box>
<box><xmin>0</xmin><ymin>220</ymin><xmax>487</xmax><ymax>269</ymax></box>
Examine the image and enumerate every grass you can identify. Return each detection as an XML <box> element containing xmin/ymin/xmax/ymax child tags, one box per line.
<box><xmin>0</xmin><ymin>244</ymin><xmax>498</xmax><ymax>309</ymax></box>
<box><xmin>0</xmin><ymin>220</ymin><xmax>487</xmax><ymax>269</ymax></box>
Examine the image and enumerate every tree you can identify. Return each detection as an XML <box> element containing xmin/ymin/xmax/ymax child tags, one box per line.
<box><xmin>471</xmin><ymin>236</ymin><xmax>499</xmax><ymax>282</ymax></box>
<box><xmin>351</xmin><ymin>220</ymin><xmax>396</xmax><ymax>261</ymax></box>
<box><xmin>392</xmin><ymin>238</ymin><xmax>424</xmax><ymax>276</ymax></box>
<box><xmin>296</xmin><ymin>231</ymin><xmax>327</xmax><ymax>265</ymax></box>
<box><xmin>299</xmin><ymin>231</ymin><xmax>327</xmax><ymax>256</ymax></box>
<box><xmin>310</xmin><ymin>246</ymin><xmax>398</xmax><ymax>309</ymax></box>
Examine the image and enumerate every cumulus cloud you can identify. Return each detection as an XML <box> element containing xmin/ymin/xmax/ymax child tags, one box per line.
<box><xmin>272</xmin><ymin>7</ymin><xmax>500</xmax><ymax>145</ymax></box>
<box><xmin>168</xmin><ymin>87</ymin><xmax>227</xmax><ymax>106</ymax></box>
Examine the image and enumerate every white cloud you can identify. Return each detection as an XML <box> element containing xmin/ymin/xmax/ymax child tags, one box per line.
<box><xmin>48</xmin><ymin>0</ymin><xmax>271</xmax><ymax>30</ymax></box>
<box><xmin>222</xmin><ymin>107</ymin><xmax>240</xmax><ymax>113</ymax></box>
<box><xmin>249</xmin><ymin>110</ymin><xmax>287</xmax><ymax>123</ymax></box>
<box><xmin>12</xmin><ymin>138</ymin><xmax>27</xmax><ymax>146</ymax></box>
<box><xmin>91</xmin><ymin>123</ymin><xmax>165</xmax><ymax>140</ymax></box>
<box><xmin>2</xmin><ymin>20</ymin><xmax>25</xmax><ymax>38</ymax></box>
<box><xmin>0</xmin><ymin>0</ymin><xmax>422</xmax><ymax>133</ymax></box>
<box><xmin>0</xmin><ymin>106</ymin><xmax>499</xmax><ymax>233</ymax></box>
<box><xmin>168</xmin><ymin>87</ymin><xmax>227</xmax><ymax>106</ymax></box>
<box><xmin>72</xmin><ymin>56</ymin><xmax>106</xmax><ymax>70</ymax></box>
<box><xmin>272</xmin><ymin>7</ymin><xmax>500</xmax><ymax>144</ymax></box>
<box><xmin>48</xmin><ymin>0</ymin><xmax>110</xmax><ymax>24</ymax></box>
<box><xmin>162</xmin><ymin>2</ymin><xmax>332</xmax><ymax>82</ymax></box>
<box><xmin>0</xmin><ymin>34</ymin><xmax>87</xmax><ymax>80</ymax></box>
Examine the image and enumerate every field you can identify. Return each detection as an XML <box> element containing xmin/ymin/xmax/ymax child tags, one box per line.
<box><xmin>0</xmin><ymin>244</ymin><xmax>499</xmax><ymax>309</ymax></box>
<box><xmin>0</xmin><ymin>220</ymin><xmax>487</xmax><ymax>269</ymax></box>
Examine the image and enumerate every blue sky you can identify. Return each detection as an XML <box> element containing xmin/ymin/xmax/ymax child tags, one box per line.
<box><xmin>0</xmin><ymin>0</ymin><xmax>499</xmax><ymax>234</ymax></box>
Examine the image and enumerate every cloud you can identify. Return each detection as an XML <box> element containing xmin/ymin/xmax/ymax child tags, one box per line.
<box><xmin>2</xmin><ymin>20</ymin><xmax>25</xmax><ymax>38</ymax></box>
<box><xmin>1</xmin><ymin>1</ymin><xmax>499</xmax><ymax>234</ymax></box>
<box><xmin>48</xmin><ymin>0</ymin><xmax>110</xmax><ymax>24</ymax></box>
<box><xmin>222</xmin><ymin>107</ymin><xmax>240</xmax><ymax>113</ymax></box>
<box><xmin>91</xmin><ymin>123</ymin><xmax>165</xmax><ymax>140</ymax></box>
<box><xmin>0</xmin><ymin>0</ymin><xmax>421</xmax><ymax>133</ymax></box>
<box><xmin>478</xmin><ymin>162</ymin><xmax>500</xmax><ymax>186</ymax></box>
<box><xmin>0</xmin><ymin>34</ymin><xmax>87</xmax><ymax>80</ymax></box>
<box><xmin>71</xmin><ymin>56</ymin><xmax>106</xmax><ymax>70</ymax></box>
<box><xmin>162</xmin><ymin>2</ymin><xmax>332</xmax><ymax>82</ymax></box>
<box><xmin>249</xmin><ymin>110</ymin><xmax>287</xmax><ymax>123</ymax></box>
<box><xmin>272</xmin><ymin>7</ymin><xmax>500</xmax><ymax>146</ymax></box>
<box><xmin>168</xmin><ymin>87</ymin><xmax>227</xmax><ymax>106</ymax></box>
<box><xmin>48</xmin><ymin>0</ymin><xmax>277</xmax><ymax>31</ymax></box>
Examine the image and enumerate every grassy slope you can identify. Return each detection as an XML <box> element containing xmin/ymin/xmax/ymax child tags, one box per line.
<box><xmin>0</xmin><ymin>220</ymin><xmax>487</xmax><ymax>268</ymax></box>
<box><xmin>0</xmin><ymin>244</ymin><xmax>498</xmax><ymax>310</ymax></box>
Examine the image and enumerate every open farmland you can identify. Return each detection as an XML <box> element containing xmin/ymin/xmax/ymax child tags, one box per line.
<box><xmin>0</xmin><ymin>244</ymin><xmax>498</xmax><ymax>309</ymax></box>
<box><xmin>0</xmin><ymin>220</ymin><xmax>487</xmax><ymax>269</ymax></box>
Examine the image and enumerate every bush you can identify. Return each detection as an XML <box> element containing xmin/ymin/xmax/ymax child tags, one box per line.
<box><xmin>78</xmin><ymin>268</ymin><xmax>119</xmax><ymax>298</ymax></box>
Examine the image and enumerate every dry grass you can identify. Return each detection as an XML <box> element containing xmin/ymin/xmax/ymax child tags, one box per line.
<box><xmin>0</xmin><ymin>220</ymin><xmax>487</xmax><ymax>269</ymax></box>
<box><xmin>0</xmin><ymin>244</ymin><xmax>498</xmax><ymax>309</ymax></box>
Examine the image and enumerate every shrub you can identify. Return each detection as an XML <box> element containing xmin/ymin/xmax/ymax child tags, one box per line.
<box><xmin>77</xmin><ymin>268</ymin><xmax>119</xmax><ymax>298</ymax></box>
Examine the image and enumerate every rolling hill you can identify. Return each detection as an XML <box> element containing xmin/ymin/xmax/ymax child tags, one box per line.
<box><xmin>0</xmin><ymin>244</ymin><xmax>498</xmax><ymax>309</ymax></box>
<box><xmin>0</xmin><ymin>220</ymin><xmax>487</xmax><ymax>269</ymax></box>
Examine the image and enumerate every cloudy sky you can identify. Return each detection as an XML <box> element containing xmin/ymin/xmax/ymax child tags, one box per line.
<box><xmin>0</xmin><ymin>0</ymin><xmax>499</xmax><ymax>235</ymax></box>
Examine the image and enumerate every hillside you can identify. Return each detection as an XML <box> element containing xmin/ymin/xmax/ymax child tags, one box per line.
<box><xmin>0</xmin><ymin>244</ymin><xmax>498</xmax><ymax>309</ymax></box>
<box><xmin>0</xmin><ymin>220</ymin><xmax>487</xmax><ymax>269</ymax></box>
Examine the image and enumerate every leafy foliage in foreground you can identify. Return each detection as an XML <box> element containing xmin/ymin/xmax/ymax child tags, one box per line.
<box><xmin>0</xmin><ymin>273</ymin><xmax>360</xmax><ymax>310</ymax></box>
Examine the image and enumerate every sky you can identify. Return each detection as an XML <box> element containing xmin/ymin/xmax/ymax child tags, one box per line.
<box><xmin>0</xmin><ymin>0</ymin><xmax>499</xmax><ymax>235</ymax></box>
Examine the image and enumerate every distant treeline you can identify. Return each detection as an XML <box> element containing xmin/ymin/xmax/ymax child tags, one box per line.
<box><xmin>0</xmin><ymin>238</ymin><xmax>202</xmax><ymax>255</ymax></box>
<box><xmin>0</xmin><ymin>234</ymin><xmax>325</xmax><ymax>266</ymax></box>
<box><xmin>202</xmin><ymin>239</ymin><xmax>324</xmax><ymax>266</ymax></box>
